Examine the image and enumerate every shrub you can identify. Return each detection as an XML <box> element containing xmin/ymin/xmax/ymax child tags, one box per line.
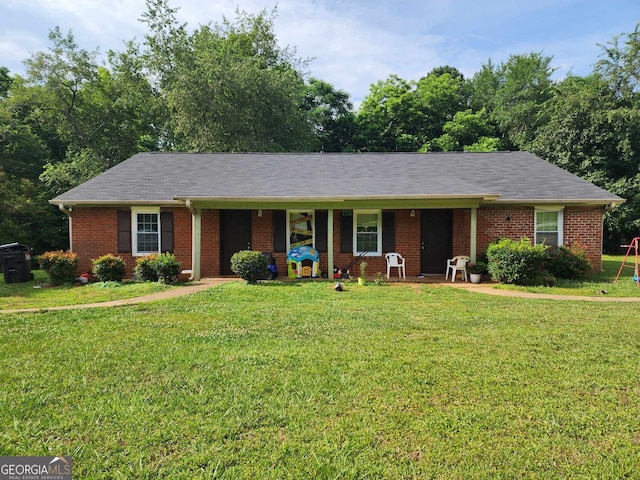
<box><xmin>134</xmin><ymin>254</ymin><xmax>159</xmax><ymax>282</ymax></box>
<box><xmin>37</xmin><ymin>250</ymin><xmax>78</xmax><ymax>285</ymax></box>
<box><xmin>134</xmin><ymin>253</ymin><xmax>180</xmax><ymax>284</ymax></box>
<box><xmin>153</xmin><ymin>253</ymin><xmax>181</xmax><ymax>284</ymax></box>
<box><xmin>92</xmin><ymin>254</ymin><xmax>126</xmax><ymax>282</ymax></box>
<box><xmin>487</xmin><ymin>238</ymin><xmax>549</xmax><ymax>285</ymax></box>
<box><xmin>230</xmin><ymin>250</ymin><xmax>268</xmax><ymax>284</ymax></box>
<box><xmin>546</xmin><ymin>244</ymin><xmax>592</xmax><ymax>279</ymax></box>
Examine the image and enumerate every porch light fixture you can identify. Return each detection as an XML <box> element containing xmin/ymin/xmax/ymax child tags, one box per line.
<box><xmin>258</xmin><ymin>209</ymin><xmax>263</xmax><ymax>217</ymax></box>
<box><xmin>410</xmin><ymin>210</ymin><xmax>415</xmax><ymax>217</ymax></box>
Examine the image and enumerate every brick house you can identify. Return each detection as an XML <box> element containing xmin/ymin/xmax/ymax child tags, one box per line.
<box><xmin>49</xmin><ymin>151</ymin><xmax>624</xmax><ymax>279</ymax></box>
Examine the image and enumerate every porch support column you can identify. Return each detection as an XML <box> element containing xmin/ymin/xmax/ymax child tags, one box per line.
<box><xmin>193</xmin><ymin>208</ymin><xmax>202</xmax><ymax>280</ymax></box>
<box><xmin>187</xmin><ymin>200</ymin><xmax>202</xmax><ymax>281</ymax></box>
<box><xmin>327</xmin><ymin>209</ymin><xmax>334</xmax><ymax>280</ymax></box>
<box><xmin>470</xmin><ymin>207</ymin><xmax>477</xmax><ymax>263</ymax></box>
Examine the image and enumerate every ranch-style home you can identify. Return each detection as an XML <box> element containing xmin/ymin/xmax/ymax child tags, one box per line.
<box><xmin>49</xmin><ymin>151</ymin><xmax>624</xmax><ymax>280</ymax></box>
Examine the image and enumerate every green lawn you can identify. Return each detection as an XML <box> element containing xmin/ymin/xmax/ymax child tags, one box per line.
<box><xmin>1</xmin><ymin>281</ymin><xmax>639</xmax><ymax>478</ymax></box>
<box><xmin>0</xmin><ymin>270</ymin><xmax>175</xmax><ymax>310</ymax></box>
<box><xmin>493</xmin><ymin>255</ymin><xmax>640</xmax><ymax>297</ymax></box>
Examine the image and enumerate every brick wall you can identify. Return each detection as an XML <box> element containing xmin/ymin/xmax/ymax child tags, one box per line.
<box><xmin>70</xmin><ymin>207</ymin><xmax>192</xmax><ymax>277</ymax></box>
<box><xmin>70</xmin><ymin>205</ymin><xmax>605</xmax><ymax>278</ymax></box>
<box><xmin>477</xmin><ymin>206</ymin><xmax>535</xmax><ymax>254</ymax></box>
<box><xmin>563</xmin><ymin>206</ymin><xmax>604</xmax><ymax>271</ymax></box>
<box><xmin>201</xmin><ymin>210</ymin><xmax>219</xmax><ymax>277</ymax></box>
<box><xmin>475</xmin><ymin>205</ymin><xmax>604</xmax><ymax>271</ymax></box>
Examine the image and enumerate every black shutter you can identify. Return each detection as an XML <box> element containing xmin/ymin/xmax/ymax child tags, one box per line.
<box><xmin>117</xmin><ymin>211</ymin><xmax>131</xmax><ymax>253</ymax></box>
<box><xmin>340</xmin><ymin>210</ymin><xmax>353</xmax><ymax>253</ymax></box>
<box><xmin>382</xmin><ymin>211</ymin><xmax>395</xmax><ymax>252</ymax></box>
<box><xmin>315</xmin><ymin>210</ymin><xmax>328</xmax><ymax>253</ymax></box>
<box><xmin>273</xmin><ymin>210</ymin><xmax>286</xmax><ymax>252</ymax></box>
<box><xmin>160</xmin><ymin>211</ymin><xmax>174</xmax><ymax>253</ymax></box>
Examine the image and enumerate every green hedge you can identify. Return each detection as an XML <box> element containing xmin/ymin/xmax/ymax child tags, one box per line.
<box><xmin>134</xmin><ymin>253</ymin><xmax>181</xmax><ymax>284</ymax></box>
<box><xmin>230</xmin><ymin>250</ymin><xmax>268</xmax><ymax>284</ymax></box>
<box><xmin>92</xmin><ymin>254</ymin><xmax>126</xmax><ymax>282</ymax></box>
<box><xmin>37</xmin><ymin>250</ymin><xmax>78</xmax><ymax>285</ymax></box>
<box><xmin>487</xmin><ymin>238</ymin><xmax>548</xmax><ymax>285</ymax></box>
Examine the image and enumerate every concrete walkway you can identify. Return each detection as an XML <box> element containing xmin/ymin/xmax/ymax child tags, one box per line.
<box><xmin>447</xmin><ymin>281</ymin><xmax>640</xmax><ymax>302</ymax></box>
<box><xmin>1</xmin><ymin>276</ymin><xmax>638</xmax><ymax>314</ymax></box>
<box><xmin>0</xmin><ymin>278</ymin><xmax>237</xmax><ymax>314</ymax></box>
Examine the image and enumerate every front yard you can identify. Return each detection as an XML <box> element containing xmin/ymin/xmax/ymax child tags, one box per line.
<box><xmin>0</xmin><ymin>281</ymin><xmax>638</xmax><ymax>478</ymax></box>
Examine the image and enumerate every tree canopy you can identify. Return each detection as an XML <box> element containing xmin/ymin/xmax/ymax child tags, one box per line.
<box><xmin>0</xmin><ymin>0</ymin><xmax>638</xmax><ymax>252</ymax></box>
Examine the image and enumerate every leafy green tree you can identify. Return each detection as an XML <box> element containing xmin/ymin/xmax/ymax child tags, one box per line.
<box><xmin>0</xmin><ymin>67</ymin><xmax>12</xmax><ymax>98</ymax></box>
<box><xmin>414</xmin><ymin>70</ymin><xmax>469</xmax><ymax>145</ymax></box>
<box><xmin>493</xmin><ymin>53</ymin><xmax>556</xmax><ymax>149</ymax></box>
<box><xmin>530</xmin><ymin>74</ymin><xmax>640</xmax><ymax>247</ymax></box>
<box><xmin>470</xmin><ymin>53</ymin><xmax>555</xmax><ymax>149</ymax></box>
<box><xmin>428</xmin><ymin>108</ymin><xmax>499</xmax><ymax>151</ymax></box>
<box><xmin>355</xmin><ymin>75</ymin><xmax>416</xmax><ymax>151</ymax></box>
<box><xmin>596</xmin><ymin>22</ymin><xmax>640</xmax><ymax>103</ymax></box>
<box><xmin>355</xmin><ymin>68</ymin><xmax>469</xmax><ymax>152</ymax></box>
<box><xmin>139</xmin><ymin>2</ymin><xmax>313</xmax><ymax>152</ymax></box>
<box><xmin>302</xmin><ymin>78</ymin><xmax>355</xmax><ymax>152</ymax></box>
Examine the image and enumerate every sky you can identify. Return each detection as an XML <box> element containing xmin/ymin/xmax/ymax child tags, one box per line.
<box><xmin>1</xmin><ymin>0</ymin><xmax>639</xmax><ymax>106</ymax></box>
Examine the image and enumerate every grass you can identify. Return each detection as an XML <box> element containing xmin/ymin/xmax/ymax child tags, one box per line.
<box><xmin>493</xmin><ymin>255</ymin><xmax>640</xmax><ymax>297</ymax></box>
<box><xmin>0</xmin><ymin>270</ymin><xmax>175</xmax><ymax>310</ymax></box>
<box><xmin>0</xmin><ymin>281</ymin><xmax>639</xmax><ymax>478</ymax></box>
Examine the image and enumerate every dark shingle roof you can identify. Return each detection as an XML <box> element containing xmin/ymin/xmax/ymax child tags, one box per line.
<box><xmin>51</xmin><ymin>151</ymin><xmax>623</xmax><ymax>205</ymax></box>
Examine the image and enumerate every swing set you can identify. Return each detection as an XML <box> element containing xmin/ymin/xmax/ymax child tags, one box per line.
<box><xmin>615</xmin><ymin>237</ymin><xmax>640</xmax><ymax>285</ymax></box>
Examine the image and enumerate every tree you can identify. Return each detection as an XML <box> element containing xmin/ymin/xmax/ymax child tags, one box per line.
<box><xmin>596</xmin><ymin>22</ymin><xmax>640</xmax><ymax>103</ymax></box>
<box><xmin>0</xmin><ymin>67</ymin><xmax>12</xmax><ymax>98</ymax></box>
<box><xmin>530</xmin><ymin>74</ymin><xmax>640</xmax><ymax>248</ymax></box>
<box><xmin>354</xmin><ymin>75</ymin><xmax>416</xmax><ymax>151</ymax></box>
<box><xmin>414</xmin><ymin>70</ymin><xmax>469</xmax><ymax>145</ymax></box>
<box><xmin>302</xmin><ymin>78</ymin><xmax>355</xmax><ymax>152</ymax></box>
<box><xmin>139</xmin><ymin>2</ymin><xmax>314</xmax><ymax>152</ymax></box>
<box><xmin>470</xmin><ymin>53</ymin><xmax>555</xmax><ymax>150</ymax></box>
<box><xmin>428</xmin><ymin>108</ymin><xmax>500</xmax><ymax>151</ymax></box>
<box><xmin>355</xmin><ymin>69</ymin><xmax>469</xmax><ymax>152</ymax></box>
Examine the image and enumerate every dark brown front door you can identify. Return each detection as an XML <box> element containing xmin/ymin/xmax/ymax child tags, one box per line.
<box><xmin>220</xmin><ymin>210</ymin><xmax>252</xmax><ymax>275</ymax></box>
<box><xmin>420</xmin><ymin>209</ymin><xmax>452</xmax><ymax>274</ymax></box>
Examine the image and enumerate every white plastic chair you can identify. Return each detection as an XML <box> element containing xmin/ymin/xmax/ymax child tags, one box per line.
<box><xmin>385</xmin><ymin>253</ymin><xmax>406</xmax><ymax>279</ymax></box>
<box><xmin>445</xmin><ymin>255</ymin><xmax>469</xmax><ymax>282</ymax></box>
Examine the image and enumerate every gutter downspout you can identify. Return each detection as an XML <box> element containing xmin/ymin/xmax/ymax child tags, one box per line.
<box><xmin>58</xmin><ymin>204</ymin><xmax>73</xmax><ymax>251</ymax></box>
<box><xmin>186</xmin><ymin>200</ymin><xmax>201</xmax><ymax>281</ymax></box>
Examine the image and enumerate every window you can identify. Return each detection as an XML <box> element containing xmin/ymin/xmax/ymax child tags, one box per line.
<box><xmin>132</xmin><ymin>208</ymin><xmax>160</xmax><ymax>255</ymax></box>
<box><xmin>535</xmin><ymin>209</ymin><xmax>563</xmax><ymax>246</ymax></box>
<box><xmin>354</xmin><ymin>210</ymin><xmax>381</xmax><ymax>256</ymax></box>
<box><xmin>287</xmin><ymin>211</ymin><xmax>315</xmax><ymax>251</ymax></box>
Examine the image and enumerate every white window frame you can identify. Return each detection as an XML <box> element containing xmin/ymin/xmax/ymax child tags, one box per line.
<box><xmin>287</xmin><ymin>210</ymin><xmax>315</xmax><ymax>252</ymax></box>
<box><xmin>534</xmin><ymin>208</ymin><xmax>564</xmax><ymax>246</ymax></box>
<box><xmin>353</xmin><ymin>210</ymin><xmax>382</xmax><ymax>256</ymax></box>
<box><xmin>132</xmin><ymin>207</ymin><xmax>161</xmax><ymax>256</ymax></box>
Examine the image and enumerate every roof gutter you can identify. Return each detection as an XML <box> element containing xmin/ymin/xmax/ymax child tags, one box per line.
<box><xmin>57</xmin><ymin>203</ymin><xmax>72</xmax><ymax>216</ymax></box>
<box><xmin>48</xmin><ymin>200</ymin><xmax>181</xmax><ymax>207</ymax></box>
<box><xmin>173</xmin><ymin>193</ymin><xmax>502</xmax><ymax>203</ymax></box>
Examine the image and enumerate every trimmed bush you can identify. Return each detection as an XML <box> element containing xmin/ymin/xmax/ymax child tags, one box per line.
<box><xmin>92</xmin><ymin>254</ymin><xmax>126</xmax><ymax>282</ymax></box>
<box><xmin>153</xmin><ymin>253</ymin><xmax>181</xmax><ymax>284</ymax></box>
<box><xmin>37</xmin><ymin>250</ymin><xmax>78</xmax><ymax>285</ymax></box>
<box><xmin>134</xmin><ymin>254</ymin><xmax>159</xmax><ymax>282</ymax></box>
<box><xmin>546</xmin><ymin>244</ymin><xmax>592</xmax><ymax>279</ymax></box>
<box><xmin>134</xmin><ymin>253</ymin><xmax>180</xmax><ymax>284</ymax></box>
<box><xmin>230</xmin><ymin>250</ymin><xmax>268</xmax><ymax>284</ymax></box>
<box><xmin>487</xmin><ymin>238</ymin><xmax>549</xmax><ymax>285</ymax></box>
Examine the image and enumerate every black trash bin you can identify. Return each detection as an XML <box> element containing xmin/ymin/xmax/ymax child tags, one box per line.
<box><xmin>0</xmin><ymin>242</ymin><xmax>34</xmax><ymax>283</ymax></box>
